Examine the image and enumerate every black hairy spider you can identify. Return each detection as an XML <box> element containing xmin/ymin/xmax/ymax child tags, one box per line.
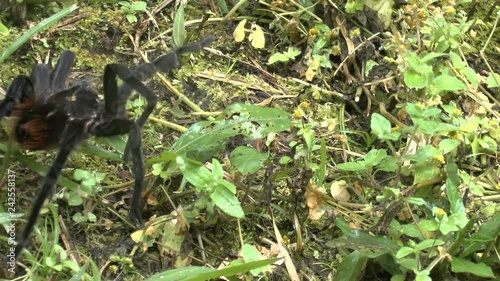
<box><xmin>0</xmin><ymin>35</ymin><xmax>215</xmax><ymax>258</ymax></box>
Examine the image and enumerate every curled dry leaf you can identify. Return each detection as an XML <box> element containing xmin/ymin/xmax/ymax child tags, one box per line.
<box><xmin>304</xmin><ymin>182</ymin><xmax>326</xmax><ymax>220</ymax></box>
<box><xmin>330</xmin><ymin>180</ymin><xmax>350</xmax><ymax>202</ymax></box>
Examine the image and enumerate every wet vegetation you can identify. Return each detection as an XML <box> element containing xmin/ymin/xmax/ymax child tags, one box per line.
<box><xmin>0</xmin><ymin>0</ymin><xmax>499</xmax><ymax>280</ymax></box>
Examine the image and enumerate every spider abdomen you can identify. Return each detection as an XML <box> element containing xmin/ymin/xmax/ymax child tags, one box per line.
<box><xmin>13</xmin><ymin>104</ymin><xmax>67</xmax><ymax>150</ymax></box>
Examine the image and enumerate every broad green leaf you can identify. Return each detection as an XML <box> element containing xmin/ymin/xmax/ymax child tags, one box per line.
<box><xmin>230</xmin><ymin>146</ymin><xmax>268</xmax><ymax>174</ymax></box>
<box><xmin>406</xmin><ymin>51</ymin><xmax>422</xmax><ymax>70</ymax></box>
<box><xmin>364</xmin><ymin>149</ymin><xmax>387</xmax><ymax>166</ymax></box>
<box><xmin>130</xmin><ymin>1</ymin><xmax>146</xmax><ymax>10</ymax></box>
<box><xmin>0</xmin><ymin>21</ymin><xmax>9</xmax><ymax>36</ymax></box>
<box><xmin>242</xmin><ymin>244</ymin><xmax>269</xmax><ymax>276</ymax></box>
<box><xmin>416</xmin><ymin>239</ymin><xmax>444</xmax><ymax>251</ymax></box>
<box><xmin>333</xmin><ymin>250</ymin><xmax>368</xmax><ymax>281</ymax></box>
<box><xmin>461</xmin><ymin>213</ymin><xmax>500</xmax><ymax>257</ymax></box>
<box><xmin>168</xmin><ymin>104</ymin><xmax>291</xmax><ymax>162</ymax></box>
<box><xmin>438</xmin><ymin>139</ymin><xmax>461</xmax><ymax>154</ymax></box>
<box><xmin>336</xmin><ymin>162</ymin><xmax>366</xmax><ymax>172</ymax></box>
<box><xmin>432</xmin><ymin>75</ymin><xmax>466</xmax><ymax>91</ymax></box>
<box><xmin>451</xmin><ymin>258</ymin><xmax>495</xmax><ymax>278</ymax></box>
<box><xmin>268</xmin><ymin>47</ymin><xmax>301</xmax><ymax>64</ymax></box>
<box><xmin>404</xmin><ymin>70</ymin><xmax>428</xmax><ymax>89</ymax></box>
<box><xmin>378</xmin><ymin>156</ymin><xmax>398</xmax><ymax>172</ymax></box>
<box><xmin>414</xmin><ymin>165</ymin><xmax>441</xmax><ymax>184</ymax></box>
<box><xmin>405</xmin><ymin>197</ymin><xmax>426</xmax><ymax>206</ymax></box>
<box><xmin>486</xmin><ymin>72</ymin><xmax>499</xmax><ymax>88</ymax></box>
<box><xmin>177</xmin><ymin>157</ymin><xmax>243</xmax><ymax>218</ymax></box>
<box><xmin>396</xmin><ymin>247</ymin><xmax>414</xmax><ymax>259</ymax></box>
<box><xmin>371</xmin><ymin>113</ymin><xmax>400</xmax><ymax>140</ymax></box>
<box><xmin>176</xmin><ymin>156</ymin><xmax>212</xmax><ymax>192</ymax></box>
<box><xmin>446</xmin><ymin>159</ymin><xmax>465</xmax><ymax>215</ymax></box>
<box><xmin>331</xmin><ymin>219</ymin><xmax>400</xmax><ymax>251</ymax></box>
<box><xmin>210</xmin><ymin>185</ymin><xmax>244</xmax><ymax>218</ymax></box>
<box><xmin>268</xmin><ymin>53</ymin><xmax>290</xmax><ymax>64</ymax></box>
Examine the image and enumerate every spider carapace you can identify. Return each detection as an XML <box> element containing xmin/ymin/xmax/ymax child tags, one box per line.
<box><xmin>0</xmin><ymin>35</ymin><xmax>215</xmax><ymax>258</ymax></box>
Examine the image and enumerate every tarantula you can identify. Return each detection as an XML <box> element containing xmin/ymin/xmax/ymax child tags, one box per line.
<box><xmin>0</xmin><ymin>35</ymin><xmax>215</xmax><ymax>258</ymax></box>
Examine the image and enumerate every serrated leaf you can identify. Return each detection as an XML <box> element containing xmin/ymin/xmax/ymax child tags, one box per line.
<box><xmin>268</xmin><ymin>53</ymin><xmax>290</xmax><ymax>64</ymax></box>
<box><xmin>230</xmin><ymin>146</ymin><xmax>268</xmax><ymax>174</ymax></box>
<box><xmin>268</xmin><ymin>47</ymin><xmax>300</xmax><ymax>64</ymax></box>
<box><xmin>404</xmin><ymin>69</ymin><xmax>428</xmax><ymax>89</ymax></box>
<box><xmin>210</xmin><ymin>184</ymin><xmax>245</xmax><ymax>218</ymax></box>
<box><xmin>406</xmin><ymin>51</ymin><xmax>422</xmax><ymax>70</ymax></box>
<box><xmin>438</xmin><ymin>139</ymin><xmax>461</xmax><ymax>154</ymax></box>
<box><xmin>233</xmin><ymin>19</ymin><xmax>247</xmax><ymax>42</ymax></box>
<box><xmin>432</xmin><ymin>75</ymin><xmax>466</xmax><ymax>91</ymax></box>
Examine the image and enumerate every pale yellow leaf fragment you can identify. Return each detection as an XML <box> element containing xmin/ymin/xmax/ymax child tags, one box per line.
<box><xmin>330</xmin><ymin>180</ymin><xmax>350</xmax><ymax>202</ymax></box>
<box><xmin>233</xmin><ymin>19</ymin><xmax>247</xmax><ymax>42</ymax></box>
<box><xmin>305</xmin><ymin>59</ymin><xmax>320</xmax><ymax>81</ymax></box>
<box><xmin>249</xmin><ymin>24</ymin><xmax>265</xmax><ymax>48</ymax></box>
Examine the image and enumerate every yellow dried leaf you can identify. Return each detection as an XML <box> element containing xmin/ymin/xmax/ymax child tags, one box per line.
<box><xmin>249</xmin><ymin>24</ymin><xmax>265</xmax><ymax>49</ymax></box>
<box><xmin>233</xmin><ymin>19</ymin><xmax>247</xmax><ymax>42</ymax></box>
<box><xmin>305</xmin><ymin>60</ymin><xmax>320</xmax><ymax>81</ymax></box>
<box><xmin>330</xmin><ymin>180</ymin><xmax>350</xmax><ymax>202</ymax></box>
<box><xmin>305</xmin><ymin>183</ymin><xmax>326</xmax><ymax>221</ymax></box>
<box><xmin>130</xmin><ymin>229</ymin><xmax>144</xmax><ymax>243</ymax></box>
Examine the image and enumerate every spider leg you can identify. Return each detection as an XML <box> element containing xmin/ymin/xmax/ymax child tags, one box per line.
<box><xmin>30</xmin><ymin>64</ymin><xmax>51</xmax><ymax>97</ymax></box>
<box><xmin>50</xmin><ymin>50</ymin><xmax>76</xmax><ymax>92</ymax></box>
<box><xmin>101</xmin><ymin>64</ymin><xmax>157</xmax><ymax>226</ymax></box>
<box><xmin>0</xmin><ymin>75</ymin><xmax>34</xmax><ymax>119</ymax></box>
<box><xmin>103</xmin><ymin>64</ymin><xmax>158</xmax><ymax>131</ymax></box>
<box><xmin>29</xmin><ymin>51</ymin><xmax>75</xmax><ymax>101</ymax></box>
<box><xmin>117</xmin><ymin>36</ymin><xmax>215</xmax><ymax>158</ymax></box>
<box><xmin>90</xmin><ymin>118</ymin><xmax>145</xmax><ymax>226</ymax></box>
<box><xmin>15</xmin><ymin>120</ymin><xmax>86</xmax><ymax>257</ymax></box>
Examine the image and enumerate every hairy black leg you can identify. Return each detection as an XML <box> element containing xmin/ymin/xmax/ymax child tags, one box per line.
<box><xmin>50</xmin><ymin>50</ymin><xmax>76</xmax><ymax>92</ymax></box>
<box><xmin>152</xmin><ymin>35</ymin><xmax>215</xmax><ymax>72</ymax></box>
<box><xmin>0</xmin><ymin>75</ymin><xmax>34</xmax><ymax>119</ymax></box>
<box><xmin>29</xmin><ymin>51</ymin><xmax>75</xmax><ymax>101</ymax></box>
<box><xmin>113</xmin><ymin>35</ymin><xmax>216</xmax><ymax>114</ymax></box>
<box><xmin>128</xmin><ymin>123</ymin><xmax>145</xmax><ymax>226</ymax></box>
<box><xmin>89</xmin><ymin>118</ymin><xmax>144</xmax><ymax>225</ymax></box>
<box><xmin>15</xmin><ymin>120</ymin><xmax>85</xmax><ymax>257</ymax></box>
<box><xmin>30</xmin><ymin>64</ymin><xmax>51</xmax><ymax>96</ymax></box>
<box><xmin>103</xmin><ymin>64</ymin><xmax>158</xmax><ymax>131</ymax></box>
<box><xmin>118</xmin><ymin>36</ymin><xmax>215</xmax><ymax>158</ymax></box>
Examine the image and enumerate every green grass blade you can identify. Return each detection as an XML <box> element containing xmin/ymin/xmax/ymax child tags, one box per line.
<box><xmin>0</xmin><ymin>3</ymin><xmax>79</xmax><ymax>64</ymax></box>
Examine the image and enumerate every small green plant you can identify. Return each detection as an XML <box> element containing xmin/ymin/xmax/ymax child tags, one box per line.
<box><xmin>118</xmin><ymin>1</ymin><xmax>146</xmax><ymax>24</ymax></box>
<box><xmin>151</xmin><ymin>103</ymin><xmax>291</xmax><ymax>219</ymax></box>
